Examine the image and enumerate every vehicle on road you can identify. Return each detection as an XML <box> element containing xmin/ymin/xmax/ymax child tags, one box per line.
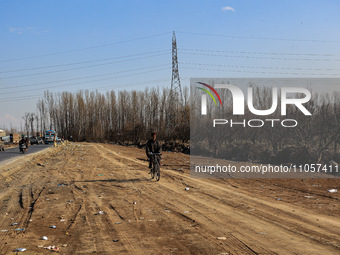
<box><xmin>0</xmin><ymin>140</ymin><xmax>4</xmax><ymax>152</ymax></box>
<box><xmin>45</xmin><ymin>130</ymin><xmax>56</xmax><ymax>144</ymax></box>
<box><xmin>1</xmin><ymin>136</ymin><xmax>10</xmax><ymax>145</ymax></box>
<box><xmin>37</xmin><ymin>137</ymin><xmax>44</xmax><ymax>144</ymax></box>
<box><xmin>30</xmin><ymin>137</ymin><xmax>38</xmax><ymax>145</ymax></box>
<box><xmin>149</xmin><ymin>152</ymin><xmax>161</xmax><ymax>181</ymax></box>
<box><xmin>19</xmin><ymin>143</ymin><xmax>27</xmax><ymax>153</ymax></box>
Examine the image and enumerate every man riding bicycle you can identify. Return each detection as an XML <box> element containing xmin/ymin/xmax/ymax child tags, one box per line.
<box><xmin>146</xmin><ymin>131</ymin><xmax>162</xmax><ymax>173</ymax></box>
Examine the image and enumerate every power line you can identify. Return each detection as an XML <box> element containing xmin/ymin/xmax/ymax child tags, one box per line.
<box><xmin>180</xmin><ymin>62</ymin><xmax>340</xmax><ymax>72</ymax></box>
<box><xmin>176</xmin><ymin>31</ymin><xmax>340</xmax><ymax>43</ymax></box>
<box><xmin>178</xmin><ymin>51</ymin><xmax>340</xmax><ymax>62</ymax></box>
<box><xmin>181</xmin><ymin>66</ymin><xmax>340</xmax><ymax>76</ymax></box>
<box><xmin>3</xmin><ymin>47</ymin><xmax>334</xmax><ymax>75</ymax></box>
<box><xmin>0</xmin><ymin>32</ymin><xmax>171</xmax><ymax>63</ymax></box>
<box><xmin>0</xmin><ymin>52</ymin><xmax>170</xmax><ymax>79</ymax></box>
<box><xmin>1</xmin><ymin>64</ymin><xmax>170</xmax><ymax>90</ymax></box>
<box><xmin>1</xmin><ymin>65</ymin><xmax>170</xmax><ymax>95</ymax></box>
<box><xmin>0</xmin><ymin>78</ymin><xmax>173</xmax><ymax>103</ymax></box>
<box><xmin>179</xmin><ymin>48</ymin><xmax>336</xmax><ymax>57</ymax></box>
<box><xmin>0</xmin><ymin>50</ymin><xmax>170</xmax><ymax>74</ymax></box>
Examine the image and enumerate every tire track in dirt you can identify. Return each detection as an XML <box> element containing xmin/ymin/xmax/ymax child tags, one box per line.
<box><xmin>1</xmin><ymin>143</ymin><xmax>339</xmax><ymax>254</ymax></box>
<box><xmin>94</xmin><ymin>144</ymin><xmax>261</xmax><ymax>254</ymax></box>
<box><xmin>0</xmin><ymin>174</ymin><xmax>46</xmax><ymax>252</ymax></box>
<box><xmin>56</xmin><ymin>147</ymin><xmax>109</xmax><ymax>253</ymax></box>
<box><xmin>92</xmin><ymin>145</ymin><xmax>171</xmax><ymax>254</ymax></box>
<box><xmin>55</xmin><ymin>144</ymin><xmax>142</xmax><ymax>254</ymax></box>
<box><xmin>96</xmin><ymin>143</ymin><xmax>340</xmax><ymax>255</ymax></box>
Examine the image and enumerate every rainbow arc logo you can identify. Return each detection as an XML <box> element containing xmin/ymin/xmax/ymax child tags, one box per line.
<box><xmin>196</xmin><ymin>82</ymin><xmax>223</xmax><ymax>106</ymax></box>
<box><xmin>197</xmin><ymin>82</ymin><xmax>222</xmax><ymax>115</ymax></box>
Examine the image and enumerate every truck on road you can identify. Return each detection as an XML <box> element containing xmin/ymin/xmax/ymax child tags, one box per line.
<box><xmin>45</xmin><ymin>130</ymin><xmax>56</xmax><ymax>144</ymax></box>
<box><xmin>0</xmin><ymin>139</ymin><xmax>4</xmax><ymax>152</ymax></box>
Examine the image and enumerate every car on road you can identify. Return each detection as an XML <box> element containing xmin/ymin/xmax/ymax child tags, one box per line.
<box><xmin>29</xmin><ymin>137</ymin><xmax>38</xmax><ymax>145</ymax></box>
<box><xmin>37</xmin><ymin>137</ymin><xmax>43</xmax><ymax>144</ymax></box>
<box><xmin>1</xmin><ymin>136</ymin><xmax>10</xmax><ymax>145</ymax></box>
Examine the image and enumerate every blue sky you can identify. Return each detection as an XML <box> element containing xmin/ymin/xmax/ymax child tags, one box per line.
<box><xmin>1</xmin><ymin>0</ymin><xmax>340</xmax><ymax>129</ymax></box>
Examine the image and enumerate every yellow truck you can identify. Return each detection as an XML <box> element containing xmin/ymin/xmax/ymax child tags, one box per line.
<box><xmin>0</xmin><ymin>139</ymin><xmax>4</xmax><ymax>151</ymax></box>
<box><xmin>0</xmin><ymin>129</ymin><xmax>6</xmax><ymax>151</ymax></box>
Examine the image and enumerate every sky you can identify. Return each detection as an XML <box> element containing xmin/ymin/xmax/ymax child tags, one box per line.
<box><xmin>1</xmin><ymin>0</ymin><xmax>340</xmax><ymax>130</ymax></box>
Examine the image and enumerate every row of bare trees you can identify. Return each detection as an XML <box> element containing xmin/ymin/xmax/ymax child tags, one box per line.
<box><xmin>29</xmin><ymin>87</ymin><xmax>190</xmax><ymax>143</ymax></box>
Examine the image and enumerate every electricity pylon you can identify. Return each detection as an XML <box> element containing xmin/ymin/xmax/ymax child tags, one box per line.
<box><xmin>167</xmin><ymin>31</ymin><xmax>183</xmax><ymax>136</ymax></box>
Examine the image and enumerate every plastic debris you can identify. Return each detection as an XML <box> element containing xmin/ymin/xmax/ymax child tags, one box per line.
<box><xmin>185</xmin><ymin>187</ymin><xmax>190</xmax><ymax>191</ymax></box>
<box><xmin>304</xmin><ymin>196</ymin><xmax>314</xmax><ymax>198</ymax></box>
<box><xmin>217</xmin><ymin>237</ymin><xmax>227</xmax><ymax>240</ymax></box>
<box><xmin>11</xmin><ymin>222</ymin><xmax>19</xmax><ymax>226</ymax></box>
<box><xmin>165</xmin><ymin>209</ymin><xmax>171</xmax><ymax>213</ymax></box>
<box><xmin>15</xmin><ymin>228</ymin><xmax>26</xmax><ymax>231</ymax></box>
<box><xmin>60</xmin><ymin>219</ymin><xmax>66</xmax><ymax>222</ymax></box>
<box><xmin>276</xmin><ymin>198</ymin><xmax>282</xmax><ymax>201</ymax></box>
<box><xmin>133</xmin><ymin>202</ymin><xmax>137</xmax><ymax>205</ymax></box>
<box><xmin>44</xmin><ymin>246</ymin><xmax>59</xmax><ymax>252</ymax></box>
<box><xmin>62</xmin><ymin>244</ymin><xmax>68</xmax><ymax>247</ymax></box>
<box><xmin>14</xmin><ymin>248</ymin><xmax>27</xmax><ymax>252</ymax></box>
<box><xmin>113</xmin><ymin>239</ymin><xmax>119</xmax><ymax>242</ymax></box>
<box><xmin>49</xmin><ymin>225</ymin><xmax>57</xmax><ymax>229</ymax></box>
<box><xmin>42</xmin><ymin>236</ymin><xmax>48</xmax><ymax>240</ymax></box>
<box><xmin>0</xmin><ymin>230</ymin><xmax>8</xmax><ymax>232</ymax></box>
<box><xmin>183</xmin><ymin>211</ymin><xmax>190</xmax><ymax>214</ymax></box>
<box><xmin>328</xmin><ymin>189</ymin><xmax>338</xmax><ymax>193</ymax></box>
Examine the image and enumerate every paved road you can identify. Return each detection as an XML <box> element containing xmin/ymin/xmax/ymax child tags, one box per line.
<box><xmin>0</xmin><ymin>144</ymin><xmax>52</xmax><ymax>163</ymax></box>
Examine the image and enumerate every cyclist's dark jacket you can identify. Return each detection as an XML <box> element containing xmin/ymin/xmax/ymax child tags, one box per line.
<box><xmin>146</xmin><ymin>139</ymin><xmax>161</xmax><ymax>156</ymax></box>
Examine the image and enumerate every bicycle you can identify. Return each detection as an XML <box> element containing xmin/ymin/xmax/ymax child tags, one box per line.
<box><xmin>149</xmin><ymin>152</ymin><xmax>161</xmax><ymax>181</ymax></box>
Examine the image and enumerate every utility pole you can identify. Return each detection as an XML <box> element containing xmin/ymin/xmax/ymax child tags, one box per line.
<box><xmin>167</xmin><ymin>31</ymin><xmax>183</xmax><ymax>136</ymax></box>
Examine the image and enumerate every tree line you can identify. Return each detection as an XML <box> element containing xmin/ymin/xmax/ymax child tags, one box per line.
<box><xmin>25</xmin><ymin>87</ymin><xmax>190</xmax><ymax>143</ymax></box>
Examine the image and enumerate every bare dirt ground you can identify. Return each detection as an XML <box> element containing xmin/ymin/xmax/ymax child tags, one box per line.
<box><xmin>0</xmin><ymin>142</ymin><xmax>339</xmax><ymax>254</ymax></box>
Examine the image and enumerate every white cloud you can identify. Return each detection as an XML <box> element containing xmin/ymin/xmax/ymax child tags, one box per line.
<box><xmin>9</xmin><ymin>27</ymin><xmax>25</xmax><ymax>34</ymax></box>
<box><xmin>222</xmin><ymin>6</ymin><xmax>235</xmax><ymax>12</ymax></box>
<box><xmin>8</xmin><ymin>27</ymin><xmax>48</xmax><ymax>35</ymax></box>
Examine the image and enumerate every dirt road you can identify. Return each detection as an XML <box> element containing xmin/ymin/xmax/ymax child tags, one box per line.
<box><xmin>0</xmin><ymin>143</ymin><xmax>339</xmax><ymax>254</ymax></box>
